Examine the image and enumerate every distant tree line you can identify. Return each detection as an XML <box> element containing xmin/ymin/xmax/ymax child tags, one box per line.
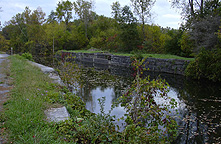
<box><xmin>0</xmin><ymin>0</ymin><xmax>220</xmax><ymax>60</ymax></box>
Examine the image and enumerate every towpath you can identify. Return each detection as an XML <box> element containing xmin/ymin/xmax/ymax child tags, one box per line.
<box><xmin>0</xmin><ymin>54</ymin><xmax>10</xmax><ymax>144</ymax></box>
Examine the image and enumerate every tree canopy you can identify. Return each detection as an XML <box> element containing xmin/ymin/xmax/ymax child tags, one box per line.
<box><xmin>0</xmin><ymin>0</ymin><xmax>219</xmax><ymax>58</ymax></box>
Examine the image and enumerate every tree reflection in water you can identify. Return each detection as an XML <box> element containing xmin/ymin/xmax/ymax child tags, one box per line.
<box><xmin>61</xmin><ymin>61</ymin><xmax>220</xmax><ymax>144</ymax></box>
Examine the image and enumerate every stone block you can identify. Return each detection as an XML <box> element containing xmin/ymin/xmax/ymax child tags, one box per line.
<box><xmin>45</xmin><ymin>106</ymin><xmax>70</xmax><ymax>122</ymax></box>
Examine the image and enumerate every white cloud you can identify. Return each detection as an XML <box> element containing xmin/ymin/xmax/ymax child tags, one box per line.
<box><xmin>95</xmin><ymin>0</ymin><xmax>130</xmax><ymax>17</ymax></box>
<box><xmin>162</xmin><ymin>14</ymin><xmax>181</xmax><ymax>19</ymax></box>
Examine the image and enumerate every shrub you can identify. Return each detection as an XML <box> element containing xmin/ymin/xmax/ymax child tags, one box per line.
<box><xmin>130</xmin><ymin>50</ymin><xmax>144</xmax><ymax>61</ymax></box>
<box><xmin>185</xmin><ymin>48</ymin><xmax>221</xmax><ymax>82</ymax></box>
<box><xmin>21</xmin><ymin>52</ymin><xmax>34</xmax><ymax>61</ymax></box>
<box><xmin>114</xmin><ymin>58</ymin><xmax>178</xmax><ymax>143</ymax></box>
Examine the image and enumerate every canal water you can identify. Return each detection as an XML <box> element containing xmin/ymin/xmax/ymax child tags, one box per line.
<box><xmin>38</xmin><ymin>57</ymin><xmax>221</xmax><ymax>144</ymax></box>
<box><xmin>73</xmin><ymin>61</ymin><xmax>220</xmax><ymax>144</ymax></box>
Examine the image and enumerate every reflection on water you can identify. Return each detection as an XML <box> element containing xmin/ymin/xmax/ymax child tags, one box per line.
<box><xmin>72</xmin><ymin>61</ymin><xmax>220</xmax><ymax>144</ymax></box>
<box><xmin>75</xmin><ymin>68</ymin><xmax>129</xmax><ymax>130</ymax></box>
<box><xmin>38</xmin><ymin>56</ymin><xmax>220</xmax><ymax>143</ymax></box>
<box><xmin>174</xmin><ymin>79</ymin><xmax>221</xmax><ymax>144</ymax></box>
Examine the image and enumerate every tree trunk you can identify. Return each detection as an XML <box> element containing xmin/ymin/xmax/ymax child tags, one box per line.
<box><xmin>142</xmin><ymin>20</ymin><xmax>145</xmax><ymax>39</ymax></box>
<box><xmin>142</xmin><ymin>7</ymin><xmax>145</xmax><ymax>40</ymax></box>
<box><xmin>189</xmin><ymin>0</ymin><xmax>195</xmax><ymax>18</ymax></box>
<box><xmin>84</xmin><ymin>19</ymin><xmax>88</xmax><ymax>39</ymax></box>
<box><xmin>200</xmin><ymin>0</ymin><xmax>204</xmax><ymax>17</ymax></box>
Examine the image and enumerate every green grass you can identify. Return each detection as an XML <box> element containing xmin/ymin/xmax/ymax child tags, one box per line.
<box><xmin>2</xmin><ymin>55</ymin><xmax>67</xmax><ymax>143</ymax></box>
<box><xmin>68</xmin><ymin>50</ymin><xmax>104</xmax><ymax>54</ymax></box>
<box><xmin>67</xmin><ymin>50</ymin><xmax>194</xmax><ymax>61</ymax></box>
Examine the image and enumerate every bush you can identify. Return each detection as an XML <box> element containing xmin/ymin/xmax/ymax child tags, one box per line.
<box><xmin>21</xmin><ymin>52</ymin><xmax>34</xmax><ymax>61</ymax></box>
<box><xmin>130</xmin><ymin>50</ymin><xmax>144</xmax><ymax>61</ymax></box>
<box><xmin>185</xmin><ymin>48</ymin><xmax>221</xmax><ymax>82</ymax></box>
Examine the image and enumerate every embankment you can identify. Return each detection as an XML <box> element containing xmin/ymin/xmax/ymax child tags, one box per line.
<box><xmin>59</xmin><ymin>51</ymin><xmax>190</xmax><ymax>75</ymax></box>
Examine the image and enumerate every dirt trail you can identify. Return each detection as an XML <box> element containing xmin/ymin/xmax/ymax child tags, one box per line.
<box><xmin>0</xmin><ymin>54</ymin><xmax>11</xmax><ymax>144</ymax></box>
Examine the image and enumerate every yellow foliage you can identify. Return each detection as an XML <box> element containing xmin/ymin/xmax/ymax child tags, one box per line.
<box><xmin>0</xmin><ymin>34</ymin><xmax>10</xmax><ymax>52</ymax></box>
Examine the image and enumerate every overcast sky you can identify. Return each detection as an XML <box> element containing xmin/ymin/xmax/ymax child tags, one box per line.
<box><xmin>0</xmin><ymin>0</ymin><xmax>182</xmax><ymax>29</ymax></box>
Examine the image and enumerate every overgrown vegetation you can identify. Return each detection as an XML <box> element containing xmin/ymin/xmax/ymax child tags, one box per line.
<box><xmin>185</xmin><ymin>48</ymin><xmax>221</xmax><ymax>82</ymax></box>
<box><xmin>54</xmin><ymin>57</ymin><xmax>179</xmax><ymax>143</ymax></box>
<box><xmin>2</xmin><ymin>55</ymin><xmax>179</xmax><ymax>143</ymax></box>
<box><xmin>113</xmin><ymin>58</ymin><xmax>178</xmax><ymax>143</ymax></box>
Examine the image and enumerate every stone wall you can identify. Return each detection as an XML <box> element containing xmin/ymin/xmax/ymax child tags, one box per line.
<box><xmin>60</xmin><ymin>51</ymin><xmax>190</xmax><ymax>75</ymax></box>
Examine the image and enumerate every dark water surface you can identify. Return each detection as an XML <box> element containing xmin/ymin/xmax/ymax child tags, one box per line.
<box><xmin>74</xmin><ymin>61</ymin><xmax>220</xmax><ymax>144</ymax></box>
<box><xmin>38</xmin><ymin>57</ymin><xmax>221</xmax><ymax>144</ymax></box>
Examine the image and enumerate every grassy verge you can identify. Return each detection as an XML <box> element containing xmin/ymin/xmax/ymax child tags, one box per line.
<box><xmin>67</xmin><ymin>50</ymin><xmax>104</xmax><ymax>54</ymax></box>
<box><xmin>66</xmin><ymin>50</ymin><xmax>194</xmax><ymax>61</ymax></box>
<box><xmin>2</xmin><ymin>55</ymin><xmax>67</xmax><ymax>143</ymax></box>
<box><xmin>2</xmin><ymin>55</ymin><xmax>110</xmax><ymax>143</ymax></box>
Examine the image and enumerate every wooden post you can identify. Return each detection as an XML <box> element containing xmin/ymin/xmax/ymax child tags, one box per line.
<box><xmin>53</xmin><ymin>37</ymin><xmax>55</xmax><ymax>65</ymax></box>
<box><xmin>53</xmin><ymin>37</ymin><xmax>54</xmax><ymax>55</ymax></box>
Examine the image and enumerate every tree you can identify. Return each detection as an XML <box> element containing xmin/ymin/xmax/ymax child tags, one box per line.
<box><xmin>130</xmin><ymin>0</ymin><xmax>156</xmax><ymax>39</ymax></box>
<box><xmin>120</xmin><ymin>5</ymin><xmax>137</xmax><ymax>24</ymax></box>
<box><xmin>44</xmin><ymin>22</ymin><xmax>71</xmax><ymax>51</ymax></box>
<box><xmin>111</xmin><ymin>1</ymin><xmax>121</xmax><ymax>22</ymax></box>
<box><xmin>119</xmin><ymin>6</ymin><xmax>140</xmax><ymax>52</ymax></box>
<box><xmin>73</xmin><ymin>0</ymin><xmax>95</xmax><ymax>39</ymax></box>
<box><xmin>26</xmin><ymin>7</ymin><xmax>46</xmax><ymax>55</ymax></box>
<box><xmin>164</xmin><ymin>28</ymin><xmax>182</xmax><ymax>55</ymax></box>
<box><xmin>171</xmin><ymin>0</ymin><xmax>221</xmax><ymax>52</ymax></box>
<box><xmin>179</xmin><ymin>31</ymin><xmax>194</xmax><ymax>57</ymax></box>
<box><xmin>55</xmin><ymin>0</ymin><xmax>73</xmax><ymax>27</ymax></box>
<box><xmin>216</xmin><ymin>24</ymin><xmax>221</xmax><ymax>49</ymax></box>
<box><xmin>190</xmin><ymin>15</ymin><xmax>220</xmax><ymax>52</ymax></box>
<box><xmin>0</xmin><ymin>33</ymin><xmax>9</xmax><ymax>52</ymax></box>
<box><xmin>171</xmin><ymin>0</ymin><xmax>220</xmax><ymax>20</ymax></box>
<box><xmin>142</xmin><ymin>25</ymin><xmax>171</xmax><ymax>53</ymax></box>
<box><xmin>88</xmin><ymin>15</ymin><xmax>120</xmax><ymax>50</ymax></box>
<box><xmin>3</xmin><ymin>7</ymin><xmax>47</xmax><ymax>54</ymax></box>
<box><xmin>8</xmin><ymin>9</ymin><xmax>29</xmax><ymax>53</ymax></box>
<box><xmin>47</xmin><ymin>10</ymin><xmax>57</xmax><ymax>23</ymax></box>
<box><xmin>30</xmin><ymin>7</ymin><xmax>46</xmax><ymax>25</ymax></box>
